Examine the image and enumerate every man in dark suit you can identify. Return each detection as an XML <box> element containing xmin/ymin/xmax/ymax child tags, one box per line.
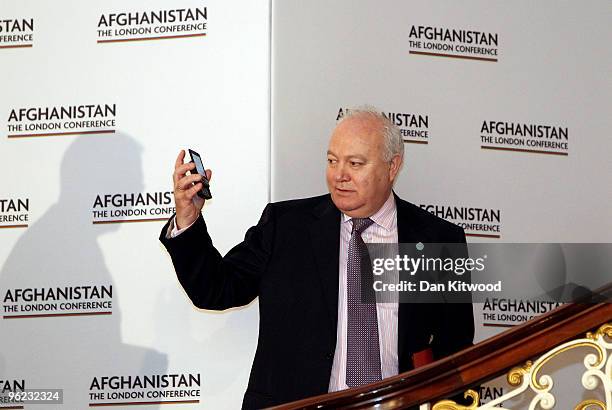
<box><xmin>160</xmin><ymin>108</ymin><xmax>474</xmax><ymax>408</ymax></box>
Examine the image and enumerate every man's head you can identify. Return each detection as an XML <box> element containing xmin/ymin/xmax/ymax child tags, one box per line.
<box><xmin>326</xmin><ymin>107</ymin><xmax>404</xmax><ymax>218</ymax></box>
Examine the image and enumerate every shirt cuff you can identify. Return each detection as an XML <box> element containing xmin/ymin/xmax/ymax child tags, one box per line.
<box><xmin>167</xmin><ymin>216</ymin><xmax>197</xmax><ymax>238</ymax></box>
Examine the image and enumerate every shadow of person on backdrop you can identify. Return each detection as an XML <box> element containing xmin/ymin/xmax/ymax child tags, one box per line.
<box><xmin>0</xmin><ymin>133</ymin><xmax>166</xmax><ymax>409</ymax></box>
<box><xmin>151</xmin><ymin>286</ymin><xmax>258</xmax><ymax>406</ymax></box>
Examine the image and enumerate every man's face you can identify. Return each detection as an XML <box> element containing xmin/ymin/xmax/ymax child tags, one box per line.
<box><xmin>326</xmin><ymin>116</ymin><xmax>401</xmax><ymax>218</ymax></box>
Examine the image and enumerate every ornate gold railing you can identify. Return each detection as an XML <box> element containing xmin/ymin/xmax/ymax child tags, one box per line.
<box><xmin>432</xmin><ymin>323</ymin><xmax>611</xmax><ymax>409</ymax></box>
<box><xmin>273</xmin><ymin>287</ymin><xmax>612</xmax><ymax>410</ymax></box>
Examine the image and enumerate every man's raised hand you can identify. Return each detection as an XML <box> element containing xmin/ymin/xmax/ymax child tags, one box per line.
<box><xmin>173</xmin><ymin>150</ymin><xmax>212</xmax><ymax>229</ymax></box>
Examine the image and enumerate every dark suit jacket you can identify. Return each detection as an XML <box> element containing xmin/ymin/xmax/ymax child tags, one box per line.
<box><xmin>159</xmin><ymin>193</ymin><xmax>474</xmax><ymax>409</ymax></box>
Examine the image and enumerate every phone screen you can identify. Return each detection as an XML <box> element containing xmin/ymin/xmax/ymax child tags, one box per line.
<box><xmin>188</xmin><ymin>149</ymin><xmax>212</xmax><ymax>199</ymax></box>
<box><xmin>189</xmin><ymin>150</ymin><xmax>206</xmax><ymax>178</ymax></box>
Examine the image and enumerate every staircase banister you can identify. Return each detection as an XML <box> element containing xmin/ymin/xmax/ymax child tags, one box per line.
<box><xmin>273</xmin><ymin>286</ymin><xmax>612</xmax><ymax>409</ymax></box>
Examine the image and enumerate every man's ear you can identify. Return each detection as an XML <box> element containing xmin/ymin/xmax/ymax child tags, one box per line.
<box><xmin>389</xmin><ymin>155</ymin><xmax>403</xmax><ymax>182</ymax></box>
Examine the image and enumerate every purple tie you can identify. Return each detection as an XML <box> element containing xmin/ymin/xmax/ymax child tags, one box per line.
<box><xmin>346</xmin><ymin>217</ymin><xmax>382</xmax><ymax>387</ymax></box>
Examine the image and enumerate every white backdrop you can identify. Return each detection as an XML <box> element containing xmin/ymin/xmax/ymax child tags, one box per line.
<box><xmin>1</xmin><ymin>0</ymin><xmax>611</xmax><ymax>409</ymax></box>
<box><xmin>271</xmin><ymin>0</ymin><xmax>611</xmax><ymax>407</ymax></box>
<box><xmin>1</xmin><ymin>0</ymin><xmax>269</xmax><ymax>409</ymax></box>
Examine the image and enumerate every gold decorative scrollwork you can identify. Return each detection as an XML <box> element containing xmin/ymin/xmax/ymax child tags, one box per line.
<box><xmin>431</xmin><ymin>322</ymin><xmax>612</xmax><ymax>409</ymax></box>
<box><xmin>587</xmin><ymin>324</ymin><xmax>612</xmax><ymax>341</ymax></box>
<box><xmin>507</xmin><ymin>360</ymin><xmax>532</xmax><ymax>387</ymax></box>
<box><xmin>530</xmin><ymin>341</ymin><xmax>605</xmax><ymax>390</ymax></box>
<box><xmin>573</xmin><ymin>398</ymin><xmax>606</xmax><ymax>410</ymax></box>
<box><xmin>431</xmin><ymin>389</ymin><xmax>479</xmax><ymax>410</ymax></box>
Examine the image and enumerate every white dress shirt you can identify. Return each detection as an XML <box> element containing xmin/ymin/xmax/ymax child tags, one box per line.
<box><xmin>328</xmin><ymin>192</ymin><xmax>399</xmax><ymax>392</ymax></box>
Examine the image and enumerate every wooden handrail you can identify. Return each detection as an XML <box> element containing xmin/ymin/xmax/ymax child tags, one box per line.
<box><xmin>273</xmin><ymin>288</ymin><xmax>612</xmax><ymax>409</ymax></box>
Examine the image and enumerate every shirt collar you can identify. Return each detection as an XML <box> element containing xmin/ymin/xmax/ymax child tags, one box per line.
<box><xmin>341</xmin><ymin>192</ymin><xmax>397</xmax><ymax>232</ymax></box>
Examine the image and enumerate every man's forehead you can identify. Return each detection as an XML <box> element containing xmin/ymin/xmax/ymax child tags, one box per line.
<box><xmin>326</xmin><ymin>148</ymin><xmax>367</xmax><ymax>159</ymax></box>
<box><xmin>336</xmin><ymin>114</ymin><xmax>383</xmax><ymax>134</ymax></box>
<box><xmin>330</xmin><ymin>117</ymin><xmax>384</xmax><ymax>147</ymax></box>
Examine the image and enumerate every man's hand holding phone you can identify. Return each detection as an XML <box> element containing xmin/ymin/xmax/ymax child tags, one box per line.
<box><xmin>173</xmin><ymin>150</ymin><xmax>212</xmax><ymax>230</ymax></box>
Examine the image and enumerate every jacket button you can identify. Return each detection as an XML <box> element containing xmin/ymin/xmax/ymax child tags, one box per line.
<box><xmin>325</xmin><ymin>353</ymin><xmax>333</xmax><ymax>360</ymax></box>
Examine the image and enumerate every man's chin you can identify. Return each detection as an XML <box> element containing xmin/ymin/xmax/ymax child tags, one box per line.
<box><xmin>330</xmin><ymin>196</ymin><xmax>365</xmax><ymax>216</ymax></box>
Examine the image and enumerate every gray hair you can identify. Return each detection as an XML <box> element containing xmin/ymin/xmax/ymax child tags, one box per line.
<box><xmin>337</xmin><ymin>106</ymin><xmax>404</xmax><ymax>162</ymax></box>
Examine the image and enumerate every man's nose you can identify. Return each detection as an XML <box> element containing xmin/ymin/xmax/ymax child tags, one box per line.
<box><xmin>335</xmin><ymin>163</ymin><xmax>350</xmax><ymax>182</ymax></box>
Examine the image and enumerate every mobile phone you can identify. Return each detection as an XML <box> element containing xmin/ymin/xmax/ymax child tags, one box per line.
<box><xmin>188</xmin><ymin>149</ymin><xmax>212</xmax><ymax>200</ymax></box>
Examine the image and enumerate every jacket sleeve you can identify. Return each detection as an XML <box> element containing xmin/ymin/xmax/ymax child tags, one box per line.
<box><xmin>159</xmin><ymin>204</ymin><xmax>275</xmax><ymax>310</ymax></box>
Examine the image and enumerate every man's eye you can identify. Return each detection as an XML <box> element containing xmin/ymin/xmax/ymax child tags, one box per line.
<box><xmin>350</xmin><ymin>161</ymin><xmax>362</xmax><ymax>167</ymax></box>
<box><xmin>327</xmin><ymin>158</ymin><xmax>337</xmax><ymax>164</ymax></box>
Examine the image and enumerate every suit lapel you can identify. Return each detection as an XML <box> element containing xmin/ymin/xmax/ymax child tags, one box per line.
<box><xmin>395</xmin><ymin>193</ymin><xmax>427</xmax><ymax>372</ymax></box>
<box><xmin>395</xmin><ymin>193</ymin><xmax>428</xmax><ymax>242</ymax></box>
<box><xmin>307</xmin><ymin>196</ymin><xmax>341</xmax><ymax>344</ymax></box>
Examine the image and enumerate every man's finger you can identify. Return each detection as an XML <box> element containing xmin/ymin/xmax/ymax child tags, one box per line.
<box><xmin>175</xmin><ymin>162</ymin><xmax>195</xmax><ymax>175</ymax></box>
<box><xmin>173</xmin><ymin>162</ymin><xmax>196</xmax><ymax>185</ymax></box>
<box><xmin>176</xmin><ymin>180</ymin><xmax>200</xmax><ymax>199</ymax></box>
<box><xmin>187</xmin><ymin>183</ymin><xmax>203</xmax><ymax>198</ymax></box>
<box><xmin>175</xmin><ymin>150</ymin><xmax>185</xmax><ymax>169</ymax></box>
<box><xmin>176</xmin><ymin>174</ymin><xmax>204</xmax><ymax>191</ymax></box>
<box><xmin>173</xmin><ymin>151</ymin><xmax>186</xmax><ymax>185</ymax></box>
